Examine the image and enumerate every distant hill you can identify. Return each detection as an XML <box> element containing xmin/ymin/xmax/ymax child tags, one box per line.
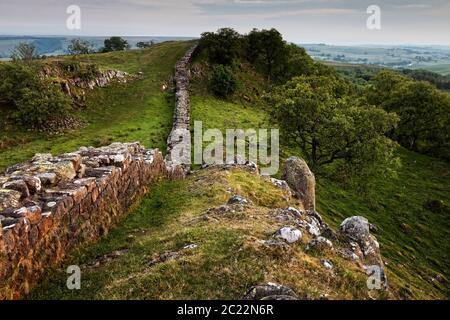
<box><xmin>0</xmin><ymin>35</ymin><xmax>196</xmax><ymax>58</ymax></box>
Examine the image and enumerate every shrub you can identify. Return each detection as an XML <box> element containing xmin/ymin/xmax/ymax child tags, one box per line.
<box><xmin>0</xmin><ymin>62</ymin><xmax>72</xmax><ymax>128</ymax></box>
<box><xmin>209</xmin><ymin>65</ymin><xmax>238</xmax><ymax>98</ymax></box>
<box><xmin>14</xmin><ymin>79</ymin><xmax>72</xmax><ymax>127</ymax></box>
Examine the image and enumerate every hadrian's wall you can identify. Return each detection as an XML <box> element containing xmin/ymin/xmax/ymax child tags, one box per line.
<box><xmin>165</xmin><ymin>46</ymin><xmax>198</xmax><ymax>173</ymax></box>
<box><xmin>0</xmin><ymin>46</ymin><xmax>197</xmax><ymax>299</ymax></box>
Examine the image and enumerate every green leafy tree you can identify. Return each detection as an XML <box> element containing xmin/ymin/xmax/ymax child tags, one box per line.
<box><xmin>67</xmin><ymin>38</ymin><xmax>95</xmax><ymax>55</ymax></box>
<box><xmin>269</xmin><ymin>75</ymin><xmax>399</xmax><ymax>183</ymax></box>
<box><xmin>245</xmin><ymin>28</ymin><xmax>288</xmax><ymax>82</ymax></box>
<box><xmin>11</xmin><ymin>42</ymin><xmax>39</xmax><ymax>61</ymax></box>
<box><xmin>199</xmin><ymin>28</ymin><xmax>243</xmax><ymax>65</ymax></box>
<box><xmin>209</xmin><ymin>65</ymin><xmax>238</xmax><ymax>98</ymax></box>
<box><xmin>365</xmin><ymin>70</ymin><xmax>450</xmax><ymax>158</ymax></box>
<box><xmin>102</xmin><ymin>37</ymin><xmax>130</xmax><ymax>52</ymax></box>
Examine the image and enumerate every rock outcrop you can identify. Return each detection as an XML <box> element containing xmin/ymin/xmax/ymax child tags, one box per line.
<box><xmin>0</xmin><ymin>142</ymin><xmax>174</xmax><ymax>299</ymax></box>
<box><xmin>283</xmin><ymin>157</ymin><xmax>316</xmax><ymax>211</ymax></box>
<box><xmin>243</xmin><ymin>283</ymin><xmax>298</xmax><ymax>300</ymax></box>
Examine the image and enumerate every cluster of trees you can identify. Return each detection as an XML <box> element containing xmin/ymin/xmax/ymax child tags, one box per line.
<box><xmin>10</xmin><ymin>42</ymin><xmax>39</xmax><ymax>61</ymax></box>
<box><xmin>200</xmin><ymin>28</ymin><xmax>324</xmax><ymax>83</ymax></box>
<box><xmin>199</xmin><ymin>28</ymin><xmax>330</xmax><ymax>98</ymax></box>
<box><xmin>199</xmin><ymin>27</ymin><xmax>450</xmax><ymax>190</ymax></box>
<box><xmin>365</xmin><ymin>70</ymin><xmax>450</xmax><ymax>159</ymax></box>
<box><xmin>137</xmin><ymin>40</ymin><xmax>155</xmax><ymax>49</ymax></box>
<box><xmin>68</xmin><ymin>37</ymin><xmax>131</xmax><ymax>54</ymax></box>
<box><xmin>401</xmin><ymin>69</ymin><xmax>450</xmax><ymax>91</ymax></box>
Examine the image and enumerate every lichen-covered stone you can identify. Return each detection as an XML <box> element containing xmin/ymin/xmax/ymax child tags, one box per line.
<box><xmin>0</xmin><ymin>189</ymin><xmax>22</xmax><ymax>212</ymax></box>
<box><xmin>283</xmin><ymin>157</ymin><xmax>316</xmax><ymax>211</ymax></box>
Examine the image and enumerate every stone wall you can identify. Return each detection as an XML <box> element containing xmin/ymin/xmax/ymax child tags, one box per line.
<box><xmin>0</xmin><ymin>46</ymin><xmax>196</xmax><ymax>299</ymax></box>
<box><xmin>0</xmin><ymin>143</ymin><xmax>173</xmax><ymax>299</ymax></box>
<box><xmin>165</xmin><ymin>45</ymin><xmax>197</xmax><ymax>174</ymax></box>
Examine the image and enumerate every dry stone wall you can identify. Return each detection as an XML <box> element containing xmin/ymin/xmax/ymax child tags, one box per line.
<box><xmin>0</xmin><ymin>143</ymin><xmax>172</xmax><ymax>299</ymax></box>
<box><xmin>165</xmin><ymin>45</ymin><xmax>197</xmax><ymax>174</ymax></box>
<box><xmin>0</xmin><ymin>47</ymin><xmax>197</xmax><ymax>299</ymax></box>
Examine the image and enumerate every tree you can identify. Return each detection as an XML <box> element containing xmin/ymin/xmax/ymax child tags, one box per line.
<box><xmin>365</xmin><ymin>70</ymin><xmax>450</xmax><ymax>158</ymax></box>
<box><xmin>137</xmin><ymin>41</ymin><xmax>155</xmax><ymax>49</ymax></box>
<box><xmin>245</xmin><ymin>28</ymin><xmax>288</xmax><ymax>82</ymax></box>
<box><xmin>269</xmin><ymin>76</ymin><xmax>399</xmax><ymax>181</ymax></box>
<box><xmin>199</xmin><ymin>28</ymin><xmax>243</xmax><ymax>65</ymax></box>
<box><xmin>283</xmin><ymin>43</ymin><xmax>317</xmax><ymax>79</ymax></box>
<box><xmin>67</xmin><ymin>38</ymin><xmax>95</xmax><ymax>55</ymax></box>
<box><xmin>102</xmin><ymin>37</ymin><xmax>130</xmax><ymax>52</ymax></box>
<box><xmin>209</xmin><ymin>65</ymin><xmax>238</xmax><ymax>98</ymax></box>
<box><xmin>11</xmin><ymin>42</ymin><xmax>39</xmax><ymax>61</ymax></box>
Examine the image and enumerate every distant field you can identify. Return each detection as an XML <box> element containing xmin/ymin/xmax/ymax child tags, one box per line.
<box><xmin>418</xmin><ymin>64</ymin><xmax>450</xmax><ymax>76</ymax></box>
<box><xmin>303</xmin><ymin>43</ymin><xmax>450</xmax><ymax>71</ymax></box>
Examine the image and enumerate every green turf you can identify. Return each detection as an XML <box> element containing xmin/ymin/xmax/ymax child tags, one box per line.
<box><xmin>0</xmin><ymin>41</ymin><xmax>195</xmax><ymax>171</ymax></box>
<box><xmin>187</xmin><ymin>66</ymin><xmax>450</xmax><ymax>299</ymax></box>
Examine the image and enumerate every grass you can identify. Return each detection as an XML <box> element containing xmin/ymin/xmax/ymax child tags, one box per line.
<box><xmin>0</xmin><ymin>41</ymin><xmax>195</xmax><ymax>171</ymax></box>
<box><xmin>316</xmin><ymin>148</ymin><xmax>450</xmax><ymax>299</ymax></box>
<box><xmin>29</xmin><ymin>168</ymin><xmax>374</xmax><ymax>300</ymax></box>
<box><xmin>4</xmin><ymin>41</ymin><xmax>449</xmax><ymax>300</ymax></box>
<box><xmin>187</xmin><ymin>64</ymin><xmax>450</xmax><ymax>299</ymax></box>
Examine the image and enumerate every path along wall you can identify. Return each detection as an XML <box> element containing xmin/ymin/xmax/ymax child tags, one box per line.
<box><xmin>0</xmin><ymin>47</ymin><xmax>197</xmax><ymax>299</ymax></box>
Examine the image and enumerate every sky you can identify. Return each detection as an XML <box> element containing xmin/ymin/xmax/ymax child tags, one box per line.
<box><xmin>1</xmin><ymin>0</ymin><xmax>449</xmax><ymax>45</ymax></box>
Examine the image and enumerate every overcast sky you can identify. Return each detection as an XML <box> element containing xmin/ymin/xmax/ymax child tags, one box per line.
<box><xmin>1</xmin><ymin>0</ymin><xmax>449</xmax><ymax>45</ymax></box>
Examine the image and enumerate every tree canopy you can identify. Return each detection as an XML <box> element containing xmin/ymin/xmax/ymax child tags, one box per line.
<box><xmin>102</xmin><ymin>37</ymin><xmax>130</xmax><ymax>52</ymax></box>
<box><xmin>365</xmin><ymin>70</ymin><xmax>450</xmax><ymax>159</ymax></box>
<box><xmin>269</xmin><ymin>75</ymin><xmax>399</xmax><ymax>182</ymax></box>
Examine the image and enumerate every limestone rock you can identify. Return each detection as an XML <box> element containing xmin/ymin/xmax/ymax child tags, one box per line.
<box><xmin>283</xmin><ymin>157</ymin><xmax>316</xmax><ymax>211</ymax></box>
<box><xmin>306</xmin><ymin>236</ymin><xmax>333</xmax><ymax>252</ymax></box>
<box><xmin>243</xmin><ymin>283</ymin><xmax>298</xmax><ymax>300</ymax></box>
<box><xmin>321</xmin><ymin>259</ymin><xmax>334</xmax><ymax>270</ymax></box>
<box><xmin>275</xmin><ymin>227</ymin><xmax>302</xmax><ymax>244</ymax></box>
<box><xmin>227</xmin><ymin>195</ymin><xmax>251</xmax><ymax>206</ymax></box>
<box><xmin>339</xmin><ymin>216</ymin><xmax>384</xmax><ymax>267</ymax></box>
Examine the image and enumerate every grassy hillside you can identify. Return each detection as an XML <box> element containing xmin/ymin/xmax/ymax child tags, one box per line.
<box><xmin>188</xmin><ymin>62</ymin><xmax>450</xmax><ymax>299</ymax></box>
<box><xmin>29</xmin><ymin>167</ymin><xmax>379</xmax><ymax>300</ymax></box>
<box><xmin>0</xmin><ymin>40</ymin><xmax>195</xmax><ymax>171</ymax></box>
<box><xmin>2</xmin><ymin>40</ymin><xmax>448</xmax><ymax>300</ymax></box>
<box><xmin>27</xmin><ymin>56</ymin><xmax>449</xmax><ymax>300</ymax></box>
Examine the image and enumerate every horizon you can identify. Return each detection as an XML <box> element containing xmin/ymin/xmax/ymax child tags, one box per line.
<box><xmin>1</xmin><ymin>34</ymin><xmax>450</xmax><ymax>48</ymax></box>
<box><xmin>1</xmin><ymin>1</ymin><xmax>450</xmax><ymax>46</ymax></box>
